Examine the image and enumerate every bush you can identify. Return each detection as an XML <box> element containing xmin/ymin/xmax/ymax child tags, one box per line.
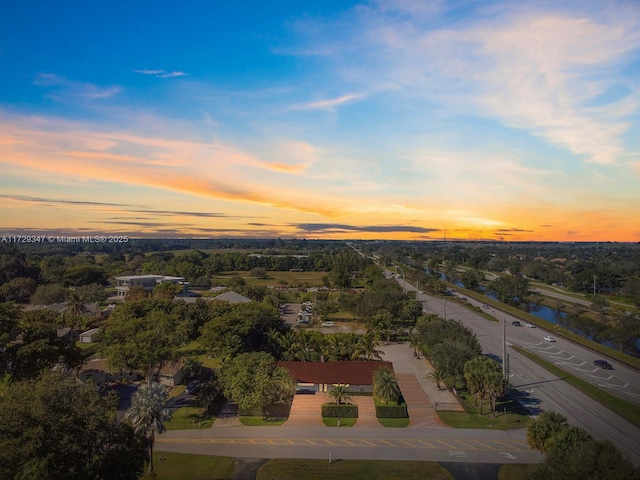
<box><xmin>376</xmin><ymin>404</ymin><xmax>408</xmax><ymax>418</ymax></box>
<box><xmin>322</xmin><ymin>403</ymin><xmax>358</xmax><ymax>418</ymax></box>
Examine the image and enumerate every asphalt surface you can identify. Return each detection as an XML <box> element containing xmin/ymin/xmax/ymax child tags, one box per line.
<box><xmin>407</xmin><ymin>282</ymin><xmax>640</xmax><ymax>464</ymax></box>
<box><xmin>156</xmin><ymin>425</ymin><xmax>543</xmax><ymax>465</ymax></box>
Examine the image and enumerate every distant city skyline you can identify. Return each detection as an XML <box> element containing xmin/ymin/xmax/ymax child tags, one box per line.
<box><xmin>1</xmin><ymin>1</ymin><xmax>639</xmax><ymax>241</ymax></box>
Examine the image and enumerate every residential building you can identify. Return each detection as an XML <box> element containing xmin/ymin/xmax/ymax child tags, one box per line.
<box><xmin>114</xmin><ymin>275</ymin><xmax>189</xmax><ymax>297</ymax></box>
<box><xmin>277</xmin><ymin>361</ymin><xmax>394</xmax><ymax>394</ymax></box>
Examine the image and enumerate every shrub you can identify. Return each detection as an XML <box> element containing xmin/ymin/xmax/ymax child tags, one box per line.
<box><xmin>321</xmin><ymin>403</ymin><xmax>358</xmax><ymax>418</ymax></box>
<box><xmin>376</xmin><ymin>404</ymin><xmax>408</xmax><ymax>418</ymax></box>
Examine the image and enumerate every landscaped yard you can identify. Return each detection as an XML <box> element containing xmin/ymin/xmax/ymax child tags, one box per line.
<box><xmin>140</xmin><ymin>452</ymin><xmax>236</xmax><ymax>480</ymax></box>
<box><xmin>164</xmin><ymin>406</ymin><xmax>214</xmax><ymax>430</ymax></box>
<box><xmin>437</xmin><ymin>391</ymin><xmax>531</xmax><ymax>429</ymax></box>
<box><xmin>257</xmin><ymin>459</ymin><xmax>453</xmax><ymax>480</ymax></box>
<box><xmin>212</xmin><ymin>270</ymin><xmax>328</xmax><ymax>287</ymax></box>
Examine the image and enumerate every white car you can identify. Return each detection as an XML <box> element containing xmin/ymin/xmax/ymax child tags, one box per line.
<box><xmin>525</xmin><ymin>322</ymin><xmax>535</xmax><ymax>328</ymax></box>
<box><xmin>321</xmin><ymin>321</ymin><xmax>334</xmax><ymax>327</ymax></box>
<box><xmin>543</xmin><ymin>336</ymin><xmax>556</xmax><ymax>342</ymax></box>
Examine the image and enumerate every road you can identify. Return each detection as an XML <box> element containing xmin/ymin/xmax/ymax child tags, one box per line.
<box><xmin>156</xmin><ymin>425</ymin><xmax>543</xmax><ymax>465</ymax></box>
<box><xmin>403</xmin><ymin>281</ymin><xmax>640</xmax><ymax>464</ymax></box>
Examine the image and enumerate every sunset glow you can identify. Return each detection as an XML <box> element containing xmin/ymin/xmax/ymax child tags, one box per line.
<box><xmin>1</xmin><ymin>1</ymin><xmax>639</xmax><ymax>241</ymax></box>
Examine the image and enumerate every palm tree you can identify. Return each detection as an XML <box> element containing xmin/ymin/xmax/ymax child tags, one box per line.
<box><xmin>427</xmin><ymin>369</ymin><xmax>446</xmax><ymax>391</ymax></box>
<box><xmin>329</xmin><ymin>384</ymin><xmax>352</xmax><ymax>405</ymax></box>
<box><xmin>354</xmin><ymin>334</ymin><xmax>383</xmax><ymax>361</ymax></box>
<box><xmin>125</xmin><ymin>382</ymin><xmax>170</xmax><ymax>475</ymax></box>
<box><xmin>485</xmin><ymin>371</ymin><xmax>507</xmax><ymax>417</ymax></box>
<box><xmin>373</xmin><ymin>366</ymin><xmax>400</xmax><ymax>404</ymax></box>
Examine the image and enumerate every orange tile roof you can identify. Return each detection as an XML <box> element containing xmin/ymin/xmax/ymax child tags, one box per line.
<box><xmin>277</xmin><ymin>361</ymin><xmax>394</xmax><ymax>385</ymax></box>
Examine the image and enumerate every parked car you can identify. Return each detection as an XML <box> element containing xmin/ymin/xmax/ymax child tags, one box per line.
<box><xmin>594</xmin><ymin>359</ymin><xmax>613</xmax><ymax>369</ymax></box>
<box><xmin>512</xmin><ymin>321</ymin><xmax>521</xmax><ymax>326</ymax></box>
<box><xmin>543</xmin><ymin>336</ymin><xmax>556</xmax><ymax>342</ymax></box>
<box><xmin>482</xmin><ymin>304</ymin><xmax>490</xmax><ymax>309</ymax></box>
<box><xmin>525</xmin><ymin>322</ymin><xmax>535</xmax><ymax>328</ymax></box>
<box><xmin>321</xmin><ymin>321</ymin><xmax>334</xmax><ymax>327</ymax></box>
<box><xmin>186</xmin><ymin>380</ymin><xmax>201</xmax><ymax>395</ymax></box>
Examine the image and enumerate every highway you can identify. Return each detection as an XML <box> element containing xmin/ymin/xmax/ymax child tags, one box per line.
<box><xmin>405</xmin><ymin>282</ymin><xmax>640</xmax><ymax>464</ymax></box>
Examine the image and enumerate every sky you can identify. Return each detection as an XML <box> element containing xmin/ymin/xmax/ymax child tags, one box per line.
<box><xmin>1</xmin><ymin>0</ymin><xmax>639</xmax><ymax>242</ymax></box>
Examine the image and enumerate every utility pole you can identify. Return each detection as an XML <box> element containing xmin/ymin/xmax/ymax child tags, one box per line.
<box><xmin>593</xmin><ymin>275</ymin><xmax>597</xmax><ymax>296</ymax></box>
<box><xmin>502</xmin><ymin>317</ymin><xmax>507</xmax><ymax>379</ymax></box>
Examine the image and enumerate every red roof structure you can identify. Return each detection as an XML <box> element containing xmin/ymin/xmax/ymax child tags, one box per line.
<box><xmin>277</xmin><ymin>361</ymin><xmax>394</xmax><ymax>385</ymax></box>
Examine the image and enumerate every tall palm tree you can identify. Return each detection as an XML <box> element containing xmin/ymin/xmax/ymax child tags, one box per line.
<box><xmin>485</xmin><ymin>370</ymin><xmax>507</xmax><ymax>417</ymax></box>
<box><xmin>329</xmin><ymin>384</ymin><xmax>352</xmax><ymax>405</ymax></box>
<box><xmin>125</xmin><ymin>382</ymin><xmax>170</xmax><ymax>475</ymax></box>
<box><xmin>373</xmin><ymin>366</ymin><xmax>400</xmax><ymax>404</ymax></box>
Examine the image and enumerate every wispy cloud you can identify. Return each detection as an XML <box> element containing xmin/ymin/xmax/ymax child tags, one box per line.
<box><xmin>34</xmin><ymin>73</ymin><xmax>121</xmax><ymax>99</ymax></box>
<box><xmin>134</xmin><ymin>69</ymin><xmax>188</xmax><ymax>78</ymax></box>
<box><xmin>293</xmin><ymin>223</ymin><xmax>438</xmax><ymax>233</ymax></box>
<box><xmin>289</xmin><ymin>1</ymin><xmax>640</xmax><ymax>164</ymax></box>
<box><xmin>293</xmin><ymin>93</ymin><xmax>365</xmax><ymax>110</ymax></box>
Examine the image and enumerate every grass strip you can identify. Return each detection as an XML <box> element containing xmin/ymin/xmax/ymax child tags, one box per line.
<box><xmin>512</xmin><ymin>345</ymin><xmax>640</xmax><ymax>429</ymax></box>
<box><xmin>257</xmin><ymin>459</ymin><xmax>453</xmax><ymax>480</ymax></box>
<box><xmin>240</xmin><ymin>416</ymin><xmax>286</xmax><ymax>426</ymax></box>
<box><xmin>322</xmin><ymin>417</ymin><xmax>357</xmax><ymax>427</ymax></box>
<box><xmin>498</xmin><ymin>464</ymin><xmax>539</xmax><ymax>480</ymax></box>
<box><xmin>141</xmin><ymin>452</ymin><xmax>236</xmax><ymax>479</ymax></box>
<box><xmin>377</xmin><ymin>417</ymin><xmax>410</xmax><ymax>427</ymax></box>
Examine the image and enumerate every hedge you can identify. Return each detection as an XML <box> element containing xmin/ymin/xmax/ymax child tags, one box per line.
<box><xmin>321</xmin><ymin>403</ymin><xmax>358</xmax><ymax>418</ymax></box>
<box><xmin>376</xmin><ymin>404</ymin><xmax>408</xmax><ymax>418</ymax></box>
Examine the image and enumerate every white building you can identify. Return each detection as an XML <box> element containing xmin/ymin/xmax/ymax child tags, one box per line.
<box><xmin>114</xmin><ymin>275</ymin><xmax>189</xmax><ymax>297</ymax></box>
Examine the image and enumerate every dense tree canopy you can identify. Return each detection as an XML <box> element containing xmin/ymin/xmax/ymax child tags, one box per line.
<box><xmin>0</xmin><ymin>372</ymin><xmax>147</xmax><ymax>480</ymax></box>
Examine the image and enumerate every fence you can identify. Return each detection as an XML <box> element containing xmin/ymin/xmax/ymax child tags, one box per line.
<box><xmin>434</xmin><ymin>402</ymin><xmax>465</xmax><ymax>412</ymax></box>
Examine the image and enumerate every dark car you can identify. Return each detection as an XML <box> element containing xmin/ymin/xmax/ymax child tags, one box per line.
<box><xmin>594</xmin><ymin>359</ymin><xmax>612</xmax><ymax>369</ymax></box>
<box><xmin>511</xmin><ymin>321</ymin><xmax>521</xmax><ymax>326</ymax></box>
<box><xmin>186</xmin><ymin>380</ymin><xmax>201</xmax><ymax>395</ymax></box>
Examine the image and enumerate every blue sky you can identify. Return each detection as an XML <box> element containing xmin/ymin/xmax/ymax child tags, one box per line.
<box><xmin>1</xmin><ymin>0</ymin><xmax>639</xmax><ymax>240</ymax></box>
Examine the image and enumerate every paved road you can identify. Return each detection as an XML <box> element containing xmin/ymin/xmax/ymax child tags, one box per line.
<box><xmin>156</xmin><ymin>425</ymin><xmax>543</xmax><ymax>465</ymax></box>
<box><xmin>406</xmin><ymin>283</ymin><xmax>640</xmax><ymax>464</ymax></box>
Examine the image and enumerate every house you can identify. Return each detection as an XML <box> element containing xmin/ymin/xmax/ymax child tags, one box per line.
<box><xmin>56</xmin><ymin>327</ymin><xmax>80</xmax><ymax>341</ymax></box>
<box><xmin>78</xmin><ymin>358</ymin><xmax>138</xmax><ymax>385</ymax></box>
<box><xmin>114</xmin><ymin>275</ymin><xmax>190</xmax><ymax>297</ymax></box>
<box><xmin>212</xmin><ymin>291</ymin><xmax>252</xmax><ymax>304</ymax></box>
<box><xmin>156</xmin><ymin>361</ymin><xmax>185</xmax><ymax>387</ymax></box>
<box><xmin>79</xmin><ymin>327</ymin><xmax>101</xmax><ymax>343</ymax></box>
<box><xmin>277</xmin><ymin>361</ymin><xmax>394</xmax><ymax>394</ymax></box>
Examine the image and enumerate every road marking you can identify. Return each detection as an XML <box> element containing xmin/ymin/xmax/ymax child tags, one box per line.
<box><xmin>380</xmin><ymin>440</ymin><xmax>397</xmax><ymax>447</ymax></box>
<box><xmin>436</xmin><ymin>440</ymin><xmax>457</xmax><ymax>449</ymax></box>
<box><xmin>500</xmin><ymin>452</ymin><xmax>517</xmax><ymax>460</ymax></box>
<box><xmin>398</xmin><ymin>439</ymin><xmax>417</xmax><ymax>448</ymax></box>
<box><xmin>417</xmin><ymin>440</ymin><xmax>437</xmax><ymax>448</ymax></box>
<box><xmin>449</xmin><ymin>450</ymin><xmax>467</xmax><ymax>458</ymax></box>
<box><xmin>342</xmin><ymin>440</ymin><xmax>358</xmax><ymax>446</ymax></box>
<box><xmin>455</xmin><ymin>440</ymin><xmax>479</xmax><ymax>450</ymax></box>
<box><xmin>360</xmin><ymin>439</ymin><xmax>377</xmax><ymax>446</ymax></box>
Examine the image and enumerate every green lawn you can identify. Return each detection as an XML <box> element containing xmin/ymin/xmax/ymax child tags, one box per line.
<box><xmin>239</xmin><ymin>416</ymin><xmax>287</xmax><ymax>426</ymax></box>
<box><xmin>322</xmin><ymin>417</ymin><xmax>357</xmax><ymax>427</ymax></box>
<box><xmin>140</xmin><ymin>452</ymin><xmax>236</xmax><ymax>480</ymax></box>
<box><xmin>257</xmin><ymin>459</ymin><xmax>453</xmax><ymax>480</ymax></box>
<box><xmin>178</xmin><ymin>341</ymin><xmax>222</xmax><ymax>370</ymax></box>
<box><xmin>437</xmin><ymin>392</ymin><xmax>531</xmax><ymax>430</ymax></box>
<box><xmin>167</xmin><ymin>384</ymin><xmax>186</xmax><ymax>400</ymax></box>
<box><xmin>513</xmin><ymin>345</ymin><xmax>640</xmax><ymax>429</ymax></box>
<box><xmin>212</xmin><ymin>270</ymin><xmax>328</xmax><ymax>287</ymax></box>
<box><xmin>498</xmin><ymin>464</ymin><xmax>540</xmax><ymax>480</ymax></box>
<box><xmin>377</xmin><ymin>417</ymin><xmax>410</xmax><ymax>427</ymax></box>
<box><xmin>164</xmin><ymin>406</ymin><xmax>214</xmax><ymax>430</ymax></box>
